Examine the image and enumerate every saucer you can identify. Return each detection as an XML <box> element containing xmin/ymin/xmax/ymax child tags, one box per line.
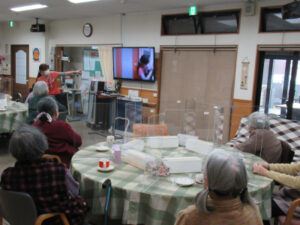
<box><xmin>96</xmin><ymin>146</ymin><xmax>110</xmax><ymax>152</ymax></box>
<box><xmin>97</xmin><ymin>165</ymin><xmax>115</xmax><ymax>172</ymax></box>
<box><xmin>174</xmin><ymin>177</ymin><xmax>194</xmax><ymax>187</ymax></box>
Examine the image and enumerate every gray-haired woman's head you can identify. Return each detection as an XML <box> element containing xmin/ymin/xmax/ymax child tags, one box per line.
<box><xmin>196</xmin><ymin>149</ymin><xmax>253</xmax><ymax>213</ymax></box>
<box><xmin>33</xmin><ymin>81</ymin><xmax>49</xmax><ymax>97</ymax></box>
<box><xmin>37</xmin><ymin>96</ymin><xmax>58</xmax><ymax>117</ymax></box>
<box><xmin>249</xmin><ymin>111</ymin><xmax>270</xmax><ymax>129</ymax></box>
<box><xmin>9</xmin><ymin>125</ymin><xmax>48</xmax><ymax>162</ymax></box>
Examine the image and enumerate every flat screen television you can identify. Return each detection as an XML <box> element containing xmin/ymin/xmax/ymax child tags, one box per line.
<box><xmin>113</xmin><ymin>47</ymin><xmax>155</xmax><ymax>82</ymax></box>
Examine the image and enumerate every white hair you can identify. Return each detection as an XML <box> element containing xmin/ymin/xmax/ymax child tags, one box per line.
<box><xmin>9</xmin><ymin>125</ymin><xmax>48</xmax><ymax>161</ymax></box>
<box><xmin>33</xmin><ymin>81</ymin><xmax>49</xmax><ymax>97</ymax></box>
<box><xmin>249</xmin><ymin>111</ymin><xmax>270</xmax><ymax>129</ymax></box>
<box><xmin>196</xmin><ymin>149</ymin><xmax>253</xmax><ymax>213</ymax></box>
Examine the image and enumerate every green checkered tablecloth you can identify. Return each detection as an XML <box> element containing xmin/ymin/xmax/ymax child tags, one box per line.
<box><xmin>71</xmin><ymin>140</ymin><xmax>273</xmax><ymax>225</ymax></box>
<box><xmin>0</xmin><ymin>102</ymin><xmax>28</xmax><ymax>134</ymax></box>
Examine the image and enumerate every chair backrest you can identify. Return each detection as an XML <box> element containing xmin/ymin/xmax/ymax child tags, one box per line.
<box><xmin>281</xmin><ymin>140</ymin><xmax>295</xmax><ymax>163</ymax></box>
<box><xmin>42</xmin><ymin>154</ymin><xmax>62</xmax><ymax>163</ymax></box>
<box><xmin>0</xmin><ymin>188</ymin><xmax>37</xmax><ymax>225</ymax></box>
<box><xmin>132</xmin><ymin>124</ymin><xmax>168</xmax><ymax>137</ymax></box>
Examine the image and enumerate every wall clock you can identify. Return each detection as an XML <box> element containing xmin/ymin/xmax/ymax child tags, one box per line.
<box><xmin>83</xmin><ymin>23</ymin><xmax>93</xmax><ymax>37</ymax></box>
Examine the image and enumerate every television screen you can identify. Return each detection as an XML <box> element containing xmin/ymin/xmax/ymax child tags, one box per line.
<box><xmin>113</xmin><ymin>47</ymin><xmax>155</xmax><ymax>82</ymax></box>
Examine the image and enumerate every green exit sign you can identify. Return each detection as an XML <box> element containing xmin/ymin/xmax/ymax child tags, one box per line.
<box><xmin>9</xmin><ymin>20</ymin><xmax>14</xmax><ymax>28</ymax></box>
<box><xmin>189</xmin><ymin>6</ymin><xmax>197</xmax><ymax>16</ymax></box>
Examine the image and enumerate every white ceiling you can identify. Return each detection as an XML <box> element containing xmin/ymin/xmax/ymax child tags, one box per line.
<box><xmin>0</xmin><ymin>0</ymin><xmax>277</xmax><ymax>22</ymax></box>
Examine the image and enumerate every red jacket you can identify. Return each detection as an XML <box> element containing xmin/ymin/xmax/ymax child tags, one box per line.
<box><xmin>33</xmin><ymin>120</ymin><xmax>82</xmax><ymax>167</ymax></box>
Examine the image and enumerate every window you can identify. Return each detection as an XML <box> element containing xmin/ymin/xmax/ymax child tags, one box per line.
<box><xmin>260</xmin><ymin>7</ymin><xmax>300</xmax><ymax>32</ymax></box>
<box><xmin>161</xmin><ymin>10</ymin><xmax>240</xmax><ymax>35</ymax></box>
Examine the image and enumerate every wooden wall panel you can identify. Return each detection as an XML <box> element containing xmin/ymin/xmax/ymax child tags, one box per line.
<box><xmin>230</xmin><ymin>99</ymin><xmax>254</xmax><ymax>139</ymax></box>
<box><xmin>0</xmin><ymin>75</ymin><xmax>12</xmax><ymax>95</ymax></box>
<box><xmin>28</xmin><ymin>78</ymin><xmax>36</xmax><ymax>90</ymax></box>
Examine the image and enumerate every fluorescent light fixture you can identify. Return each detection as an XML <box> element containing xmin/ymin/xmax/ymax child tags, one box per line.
<box><xmin>68</xmin><ymin>0</ymin><xmax>99</xmax><ymax>3</ymax></box>
<box><xmin>10</xmin><ymin>4</ymin><xmax>47</xmax><ymax>12</ymax></box>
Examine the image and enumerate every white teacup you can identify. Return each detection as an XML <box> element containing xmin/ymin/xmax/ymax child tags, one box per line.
<box><xmin>99</xmin><ymin>158</ymin><xmax>110</xmax><ymax>169</ymax></box>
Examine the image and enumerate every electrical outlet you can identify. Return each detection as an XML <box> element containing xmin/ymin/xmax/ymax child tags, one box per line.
<box><xmin>153</xmin><ymin>93</ymin><xmax>158</xmax><ymax>97</ymax></box>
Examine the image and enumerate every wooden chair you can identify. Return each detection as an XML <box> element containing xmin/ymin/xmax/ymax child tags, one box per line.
<box><xmin>0</xmin><ymin>188</ymin><xmax>70</xmax><ymax>225</ymax></box>
<box><xmin>42</xmin><ymin>154</ymin><xmax>62</xmax><ymax>163</ymax></box>
<box><xmin>278</xmin><ymin>199</ymin><xmax>300</xmax><ymax>225</ymax></box>
<box><xmin>132</xmin><ymin>124</ymin><xmax>168</xmax><ymax>137</ymax></box>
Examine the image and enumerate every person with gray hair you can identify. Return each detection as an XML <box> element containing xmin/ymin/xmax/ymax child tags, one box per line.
<box><xmin>27</xmin><ymin>81</ymin><xmax>66</xmax><ymax>124</ymax></box>
<box><xmin>236</xmin><ymin>111</ymin><xmax>282</xmax><ymax>163</ymax></box>
<box><xmin>175</xmin><ymin>150</ymin><xmax>263</xmax><ymax>225</ymax></box>
<box><xmin>0</xmin><ymin>125</ymin><xmax>87</xmax><ymax>224</ymax></box>
<box><xmin>33</xmin><ymin>80</ymin><xmax>49</xmax><ymax>97</ymax></box>
<box><xmin>33</xmin><ymin>96</ymin><xmax>82</xmax><ymax>168</ymax></box>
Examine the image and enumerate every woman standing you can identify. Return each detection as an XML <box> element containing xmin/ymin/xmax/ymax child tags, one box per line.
<box><xmin>37</xmin><ymin>63</ymin><xmax>81</xmax><ymax>104</ymax></box>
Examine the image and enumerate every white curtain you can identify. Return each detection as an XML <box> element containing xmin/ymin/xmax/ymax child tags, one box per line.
<box><xmin>98</xmin><ymin>46</ymin><xmax>114</xmax><ymax>87</ymax></box>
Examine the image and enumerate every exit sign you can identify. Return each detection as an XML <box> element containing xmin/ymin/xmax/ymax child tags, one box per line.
<box><xmin>9</xmin><ymin>20</ymin><xmax>14</xmax><ymax>27</ymax></box>
<box><xmin>189</xmin><ymin>6</ymin><xmax>197</xmax><ymax>16</ymax></box>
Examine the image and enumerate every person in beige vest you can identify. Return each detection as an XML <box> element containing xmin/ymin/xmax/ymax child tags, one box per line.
<box><xmin>253</xmin><ymin>162</ymin><xmax>300</xmax><ymax>224</ymax></box>
<box><xmin>236</xmin><ymin>112</ymin><xmax>282</xmax><ymax>163</ymax></box>
<box><xmin>174</xmin><ymin>150</ymin><xmax>263</xmax><ymax>225</ymax></box>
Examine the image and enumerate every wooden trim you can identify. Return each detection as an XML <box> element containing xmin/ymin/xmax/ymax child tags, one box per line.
<box><xmin>160</xmin><ymin>8</ymin><xmax>241</xmax><ymax>36</ymax></box>
<box><xmin>230</xmin><ymin>99</ymin><xmax>254</xmax><ymax>139</ymax></box>
<box><xmin>252</xmin><ymin>45</ymin><xmax>260</xmax><ymax>105</ymax></box>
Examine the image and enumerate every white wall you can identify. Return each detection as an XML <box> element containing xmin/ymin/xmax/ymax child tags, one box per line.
<box><xmin>0</xmin><ymin>20</ymin><xmax>47</xmax><ymax>78</ymax></box>
<box><xmin>1</xmin><ymin>0</ymin><xmax>300</xmax><ymax>100</ymax></box>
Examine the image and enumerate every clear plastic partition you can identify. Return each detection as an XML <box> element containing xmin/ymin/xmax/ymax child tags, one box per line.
<box><xmin>157</xmin><ymin>100</ymin><xmax>227</xmax><ymax>143</ymax></box>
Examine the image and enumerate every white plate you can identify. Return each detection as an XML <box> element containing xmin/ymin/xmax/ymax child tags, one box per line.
<box><xmin>96</xmin><ymin>146</ymin><xmax>110</xmax><ymax>152</ymax></box>
<box><xmin>0</xmin><ymin>108</ymin><xmax>7</xmax><ymax>112</ymax></box>
<box><xmin>174</xmin><ymin>177</ymin><xmax>194</xmax><ymax>187</ymax></box>
<box><xmin>97</xmin><ymin>165</ymin><xmax>115</xmax><ymax>172</ymax></box>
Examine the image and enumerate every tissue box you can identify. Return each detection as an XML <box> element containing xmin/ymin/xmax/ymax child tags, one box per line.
<box><xmin>177</xmin><ymin>134</ymin><xmax>198</xmax><ymax>146</ymax></box>
<box><xmin>146</xmin><ymin>136</ymin><xmax>179</xmax><ymax>149</ymax></box>
<box><xmin>122</xmin><ymin>150</ymin><xmax>155</xmax><ymax>170</ymax></box>
<box><xmin>163</xmin><ymin>157</ymin><xmax>202</xmax><ymax>173</ymax></box>
<box><xmin>186</xmin><ymin>139</ymin><xmax>213</xmax><ymax>154</ymax></box>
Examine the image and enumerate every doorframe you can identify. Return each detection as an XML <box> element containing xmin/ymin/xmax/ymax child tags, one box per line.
<box><xmin>253</xmin><ymin>44</ymin><xmax>300</xmax><ymax>119</ymax></box>
<box><xmin>11</xmin><ymin>44</ymin><xmax>30</xmax><ymax>98</ymax></box>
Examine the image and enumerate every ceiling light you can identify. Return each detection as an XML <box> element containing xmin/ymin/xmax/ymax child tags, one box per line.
<box><xmin>68</xmin><ymin>0</ymin><xmax>100</xmax><ymax>3</ymax></box>
<box><xmin>10</xmin><ymin>4</ymin><xmax>48</xmax><ymax>12</ymax></box>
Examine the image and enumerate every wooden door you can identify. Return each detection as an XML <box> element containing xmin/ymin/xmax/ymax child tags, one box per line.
<box><xmin>11</xmin><ymin>45</ymin><xmax>29</xmax><ymax>99</ymax></box>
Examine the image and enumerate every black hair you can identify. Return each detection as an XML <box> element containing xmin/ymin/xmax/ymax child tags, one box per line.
<box><xmin>37</xmin><ymin>63</ymin><xmax>50</xmax><ymax>80</ymax></box>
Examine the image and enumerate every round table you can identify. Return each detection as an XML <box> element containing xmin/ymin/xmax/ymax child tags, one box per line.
<box><xmin>71</xmin><ymin>139</ymin><xmax>273</xmax><ymax>225</ymax></box>
<box><xmin>0</xmin><ymin>102</ymin><xmax>28</xmax><ymax>134</ymax></box>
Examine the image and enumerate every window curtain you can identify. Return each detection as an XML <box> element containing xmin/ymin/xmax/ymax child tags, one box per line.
<box><xmin>98</xmin><ymin>46</ymin><xmax>114</xmax><ymax>87</ymax></box>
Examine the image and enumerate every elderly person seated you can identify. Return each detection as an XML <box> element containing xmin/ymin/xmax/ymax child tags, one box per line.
<box><xmin>27</xmin><ymin>81</ymin><xmax>67</xmax><ymax>124</ymax></box>
<box><xmin>33</xmin><ymin>96</ymin><xmax>82</xmax><ymax>168</ymax></box>
<box><xmin>0</xmin><ymin>125</ymin><xmax>87</xmax><ymax>225</ymax></box>
<box><xmin>175</xmin><ymin>150</ymin><xmax>263</xmax><ymax>225</ymax></box>
<box><xmin>236</xmin><ymin>112</ymin><xmax>282</xmax><ymax>163</ymax></box>
<box><xmin>253</xmin><ymin>162</ymin><xmax>300</xmax><ymax>224</ymax></box>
